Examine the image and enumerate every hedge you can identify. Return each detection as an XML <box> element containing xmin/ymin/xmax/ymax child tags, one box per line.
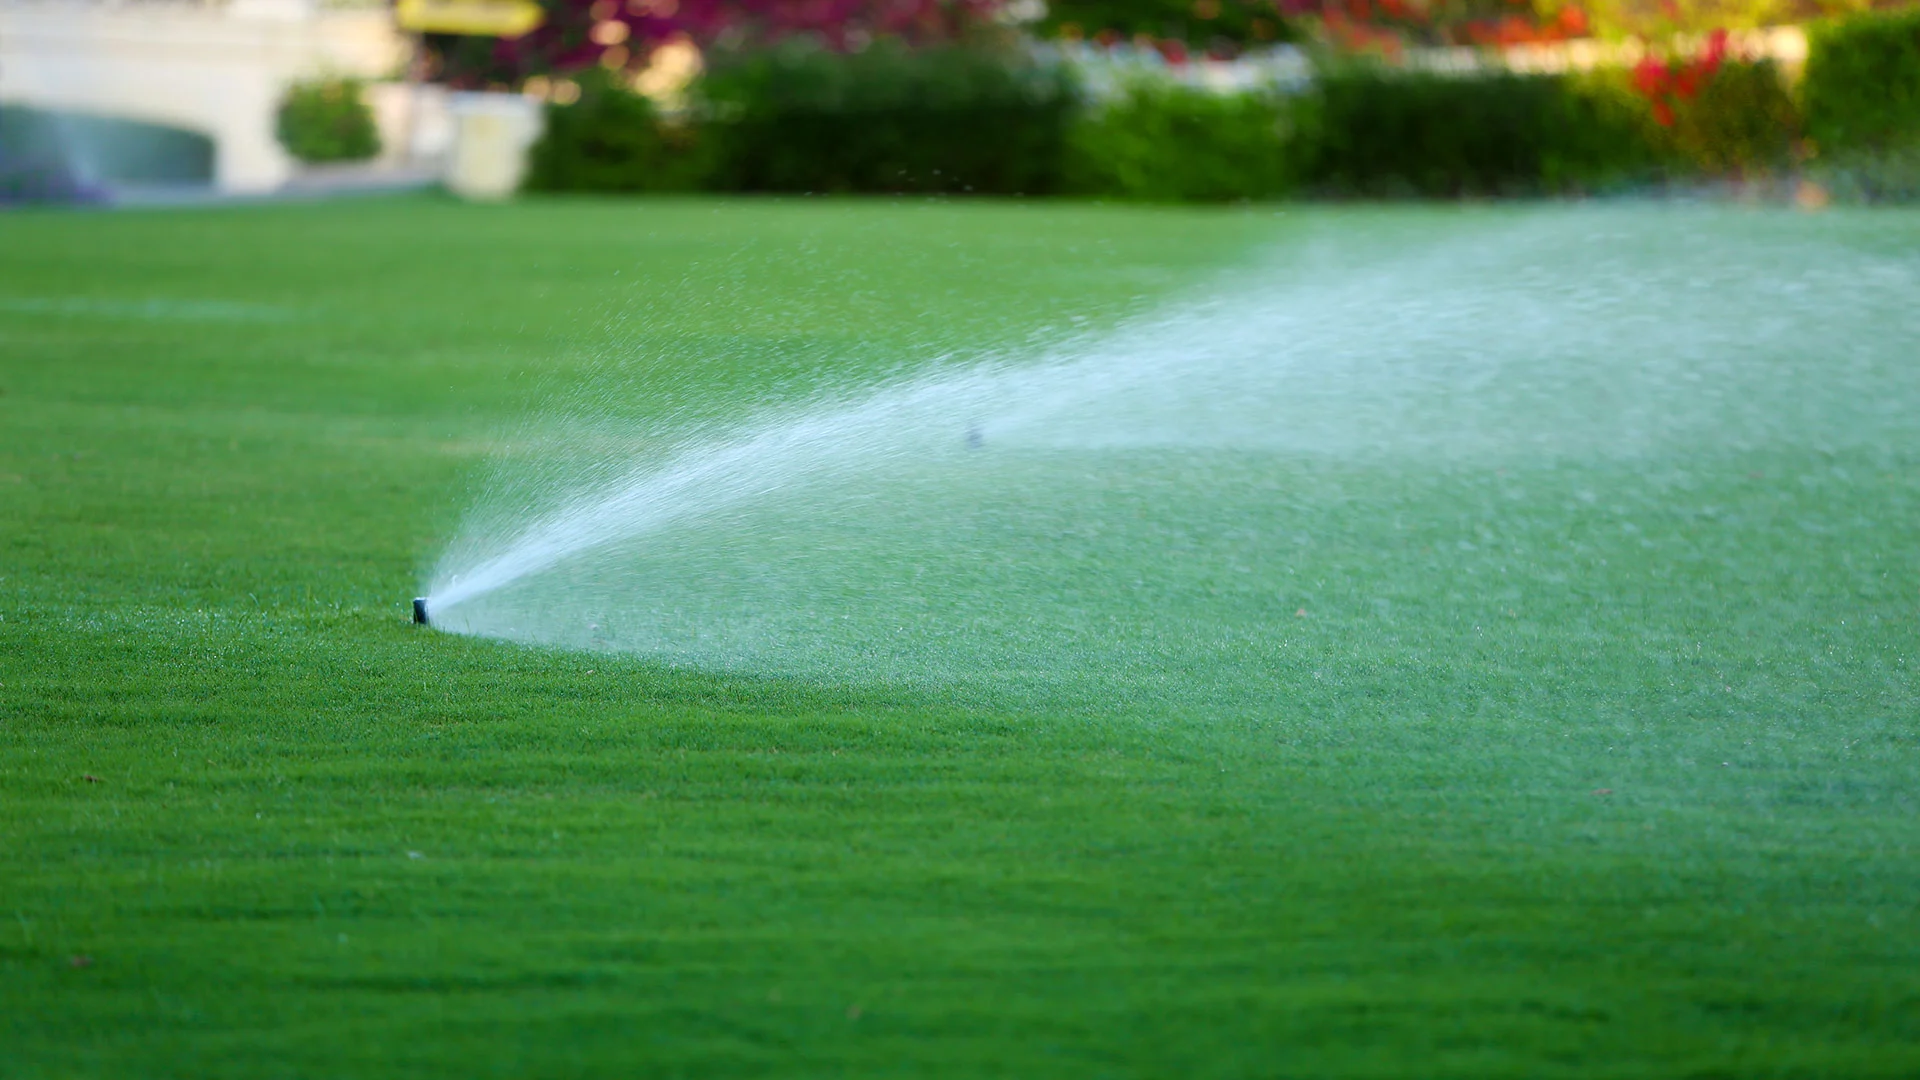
<box><xmin>1064</xmin><ymin>79</ymin><xmax>1300</xmax><ymax>200</ymax></box>
<box><xmin>1803</xmin><ymin>5</ymin><xmax>1920</xmax><ymax>154</ymax></box>
<box><xmin>698</xmin><ymin>42</ymin><xmax>1080</xmax><ymax>195</ymax></box>
<box><xmin>1301</xmin><ymin>65</ymin><xmax>1657</xmax><ymax>197</ymax></box>
<box><xmin>518</xmin><ymin>40</ymin><xmax>1837</xmax><ymax>201</ymax></box>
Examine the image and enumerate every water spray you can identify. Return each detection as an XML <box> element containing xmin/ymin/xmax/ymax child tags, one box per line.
<box><xmin>419</xmin><ymin>211</ymin><xmax>1916</xmax><ymax>672</ymax></box>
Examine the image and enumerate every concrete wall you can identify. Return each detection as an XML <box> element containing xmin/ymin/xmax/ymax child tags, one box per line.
<box><xmin>0</xmin><ymin>0</ymin><xmax>408</xmax><ymax>191</ymax></box>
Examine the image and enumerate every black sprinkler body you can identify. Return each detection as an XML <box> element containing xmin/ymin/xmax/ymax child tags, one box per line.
<box><xmin>413</xmin><ymin>598</ymin><xmax>430</xmax><ymax>626</ymax></box>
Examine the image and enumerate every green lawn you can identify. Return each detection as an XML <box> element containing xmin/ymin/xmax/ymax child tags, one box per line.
<box><xmin>3</xmin><ymin>195</ymin><xmax>1917</xmax><ymax>1078</ymax></box>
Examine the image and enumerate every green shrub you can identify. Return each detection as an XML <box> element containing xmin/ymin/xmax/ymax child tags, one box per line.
<box><xmin>1064</xmin><ymin>80</ymin><xmax>1302</xmax><ymax>201</ymax></box>
<box><xmin>698</xmin><ymin>42</ymin><xmax>1080</xmax><ymax>195</ymax></box>
<box><xmin>275</xmin><ymin>78</ymin><xmax>380</xmax><ymax>164</ymax></box>
<box><xmin>1302</xmin><ymin>65</ymin><xmax>1655</xmax><ymax>197</ymax></box>
<box><xmin>1803</xmin><ymin>5</ymin><xmax>1920</xmax><ymax>154</ymax></box>
<box><xmin>524</xmin><ymin>73</ymin><xmax>713</xmax><ymax>193</ymax></box>
<box><xmin>1666</xmin><ymin>59</ymin><xmax>1799</xmax><ymax>175</ymax></box>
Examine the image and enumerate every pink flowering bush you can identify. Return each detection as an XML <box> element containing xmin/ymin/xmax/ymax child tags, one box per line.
<box><xmin>433</xmin><ymin>0</ymin><xmax>1007</xmax><ymax>85</ymax></box>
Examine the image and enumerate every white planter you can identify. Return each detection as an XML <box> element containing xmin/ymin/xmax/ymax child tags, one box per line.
<box><xmin>445</xmin><ymin>91</ymin><xmax>543</xmax><ymax>201</ymax></box>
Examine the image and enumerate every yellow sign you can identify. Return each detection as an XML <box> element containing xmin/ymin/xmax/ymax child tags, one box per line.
<box><xmin>396</xmin><ymin>0</ymin><xmax>545</xmax><ymax>38</ymax></box>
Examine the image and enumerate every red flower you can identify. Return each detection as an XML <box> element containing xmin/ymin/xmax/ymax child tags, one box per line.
<box><xmin>1672</xmin><ymin>64</ymin><xmax>1701</xmax><ymax>99</ymax></box>
<box><xmin>1651</xmin><ymin>100</ymin><xmax>1675</xmax><ymax>127</ymax></box>
<box><xmin>1704</xmin><ymin>27</ymin><xmax>1729</xmax><ymax>66</ymax></box>
<box><xmin>1632</xmin><ymin>55</ymin><xmax>1668</xmax><ymax>96</ymax></box>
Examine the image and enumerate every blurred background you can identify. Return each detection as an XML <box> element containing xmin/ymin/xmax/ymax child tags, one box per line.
<box><xmin>1</xmin><ymin>0</ymin><xmax>1916</xmax><ymax>204</ymax></box>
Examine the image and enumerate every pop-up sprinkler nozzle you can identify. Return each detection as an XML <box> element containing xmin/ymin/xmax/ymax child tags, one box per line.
<box><xmin>413</xmin><ymin>598</ymin><xmax>430</xmax><ymax>626</ymax></box>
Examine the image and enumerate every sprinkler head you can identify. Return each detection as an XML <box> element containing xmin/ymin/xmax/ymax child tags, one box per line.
<box><xmin>413</xmin><ymin>598</ymin><xmax>430</xmax><ymax>626</ymax></box>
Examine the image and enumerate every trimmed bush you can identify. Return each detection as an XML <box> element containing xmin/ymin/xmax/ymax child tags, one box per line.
<box><xmin>276</xmin><ymin>78</ymin><xmax>380</xmax><ymax>164</ymax></box>
<box><xmin>1064</xmin><ymin>80</ymin><xmax>1301</xmax><ymax>201</ymax></box>
<box><xmin>1803</xmin><ymin>6</ymin><xmax>1920</xmax><ymax>154</ymax></box>
<box><xmin>698</xmin><ymin>42</ymin><xmax>1080</xmax><ymax>195</ymax></box>
<box><xmin>1664</xmin><ymin>59</ymin><xmax>1798</xmax><ymax>176</ymax></box>
<box><xmin>524</xmin><ymin>73</ymin><xmax>712</xmax><ymax>193</ymax></box>
<box><xmin>1302</xmin><ymin>65</ymin><xmax>1655</xmax><ymax>197</ymax></box>
<box><xmin>518</xmin><ymin>46</ymin><xmax>1807</xmax><ymax>202</ymax></box>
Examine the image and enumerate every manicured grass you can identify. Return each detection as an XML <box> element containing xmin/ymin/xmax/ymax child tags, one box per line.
<box><xmin>3</xmin><ymin>195</ymin><xmax>1917</xmax><ymax>1078</ymax></box>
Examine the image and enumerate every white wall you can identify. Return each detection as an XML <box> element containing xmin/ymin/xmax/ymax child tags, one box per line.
<box><xmin>0</xmin><ymin>0</ymin><xmax>408</xmax><ymax>191</ymax></box>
